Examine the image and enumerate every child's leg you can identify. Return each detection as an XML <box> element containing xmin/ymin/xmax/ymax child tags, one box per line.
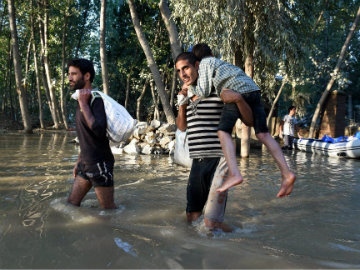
<box><xmin>220</xmin><ymin>89</ymin><xmax>253</xmax><ymax>126</ymax></box>
<box><xmin>216</xmin><ymin>102</ymin><xmax>244</xmax><ymax>193</ymax></box>
<box><xmin>256</xmin><ymin>132</ymin><xmax>296</xmax><ymax>197</ymax></box>
<box><xmin>216</xmin><ymin>130</ymin><xmax>243</xmax><ymax>193</ymax></box>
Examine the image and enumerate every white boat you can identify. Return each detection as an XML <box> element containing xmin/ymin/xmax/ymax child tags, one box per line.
<box><xmin>294</xmin><ymin>134</ymin><xmax>360</xmax><ymax>158</ymax></box>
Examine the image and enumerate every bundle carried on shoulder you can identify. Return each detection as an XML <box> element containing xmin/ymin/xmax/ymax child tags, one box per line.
<box><xmin>71</xmin><ymin>89</ymin><xmax>137</xmax><ymax>143</ymax></box>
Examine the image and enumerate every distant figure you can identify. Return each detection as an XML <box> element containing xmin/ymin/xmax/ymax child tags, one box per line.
<box><xmin>280</xmin><ymin>106</ymin><xmax>301</xmax><ymax>150</ymax></box>
<box><xmin>67</xmin><ymin>59</ymin><xmax>116</xmax><ymax>209</ymax></box>
<box><xmin>189</xmin><ymin>43</ymin><xmax>296</xmax><ymax>197</ymax></box>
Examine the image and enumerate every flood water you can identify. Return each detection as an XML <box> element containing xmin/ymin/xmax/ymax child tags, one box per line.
<box><xmin>0</xmin><ymin>132</ymin><xmax>359</xmax><ymax>269</ymax></box>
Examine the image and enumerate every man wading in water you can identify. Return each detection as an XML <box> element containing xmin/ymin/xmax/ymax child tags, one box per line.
<box><xmin>175</xmin><ymin>52</ymin><xmax>253</xmax><ymax>231</ymax></box>
<box><xmin>67</xmin><ymin>59</ymin><xmax>116</xmax><ymax>209</ymax></box>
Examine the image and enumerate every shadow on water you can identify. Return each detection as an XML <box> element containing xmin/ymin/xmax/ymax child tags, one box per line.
<box><xmin>0</xmin><ymin>133</ymin><xmax>360</xmax><ymax>268</ymax></box>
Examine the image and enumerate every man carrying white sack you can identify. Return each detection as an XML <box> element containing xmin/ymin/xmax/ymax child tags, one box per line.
<box><xmin>67</xmin><ymin>58</ymin><xmax>116</xmax><ymax>209</ymax></box>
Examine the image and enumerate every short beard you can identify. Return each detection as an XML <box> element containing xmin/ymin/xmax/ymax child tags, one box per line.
<box><xmin>70</xmin><ymin>78</ymin><xmax>86</xmax><ymax>90</ymax></box>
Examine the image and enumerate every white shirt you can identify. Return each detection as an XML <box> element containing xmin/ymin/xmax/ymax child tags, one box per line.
<box><xmin>283</xmin><ymin>114</ymin><xmax>297</xmax><ymax>136</ymax></box>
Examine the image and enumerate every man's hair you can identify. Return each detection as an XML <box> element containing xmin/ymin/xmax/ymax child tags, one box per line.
<box><xmin>191</xmin><ymin>43</ymin><xmax>213</xmax><ymax>61</ymax></box>
<box><xmin>288</xmin><ymin>106</ymin><xmax>296</xmax><ymax>113</ymax></box>
<box><xmin>175</xmin><ymin>52</ymin><xmax>198</xmax><ymax>66</ymax></box>
<box><xmin>67</xmin><ymin>59</ymin><xmax>95</xmax><ymax>82</ymax></box>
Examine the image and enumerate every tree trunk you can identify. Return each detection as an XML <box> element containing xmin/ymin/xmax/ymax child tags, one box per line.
<box><xmin>60</xmin><ymin>8</ymin><xmax>69</xmax><ymax>130</ymax></box>
<box><xmin>158</xmin><ymin>0</ymin><xmax>182</xmax><ymax>60</ymax></box>
<box><xmin>31</xmin><ymin>12</ymin><xmax>45</xmax><ymax>129</ymax></box>
<box><xmin>7</xmin><ymin>0</ymin><xmax>32</xmax><ymax>133</ymax></box>
<box><xmin>38</xmin><ymin>0</ymin><xmax>60</xmax><ymax>128</ymax></box>
<box><xmin>266</xmin><ymin>78</ymin><xmax>287</xmax><ymax>128</ymax></box>
<box><xmin>128</xmin><ymin>0</ymin><xmax>175</xmax><ymax>124</ymax></box>
<box><xmin>125</xmin><ymin>73</ymin><xmax>130</xmax><ymax>109</ymax></box>
<box><xmin>150</xmin><ymin>81</ymin><xmax>160</xmax><ymax>121</ymax></box>
<box><xmin>75</xmin><ymin>1</ymin><xmax>90</xmax><ymax>58</ymax></box>
<box><xmin>136</xmin><ymin>77</ymin><xmax>149</xmax><ymax>120</ymax></box>
<box><xmin>169</xmin><ymin>68</ymin><xmax>177</xmax><ymax>109</ymax></box>
<box><xmin>309</xmin><ymin>5</ymin><xmax>360</xmax><ymax>138</ymax></box>
<box><xmin>100</xmin><ymin>0</ymin><xmax>109</xmax><ymax>95</ymax></box>
<box><xmin>6</xmin><ymin>37</ymin><xmax>16</xmax><ymax>120</ymax></box>
<box><xmin>32</xmin><ymin>42</ymin><xmax>45</xmax><ymax>129</ymax></box>
<box><xmin>40</xmin><ymin>60</ymin><xmax>53</xmax><ymax>118</ymax></box>
<box><xmin>23</xmin><ymin>39</ymin><xmax>32</xmax><ymax>93</ymax></box>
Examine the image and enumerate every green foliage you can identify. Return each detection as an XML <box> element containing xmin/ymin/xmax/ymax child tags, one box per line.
<box><xmin>170</xmin><ymin>0</ymin><xmax>360</xmax><ymax>121</ymax></box>
<box><xmin>1</xmin><ymin>0</ymin><xmax>359</xmax><ymax>127</ymax></box>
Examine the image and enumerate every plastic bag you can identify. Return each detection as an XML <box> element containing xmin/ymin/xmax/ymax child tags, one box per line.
<box><xmin>173</xmin><ymin>129</ymin><xmax>192</xmax><ymax>168</ymax></box>
<box><xmin>71</xmin><ymin>90</ymin><xmax>137</xmax><ymax>143</ymax></box>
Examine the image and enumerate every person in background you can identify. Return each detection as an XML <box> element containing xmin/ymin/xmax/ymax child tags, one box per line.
<box><xmin>280</xmin><ymin>106</ymin><xmax>302</xmax><ymax>150</ymax></box>
<box><xmin>67</xmin><ymin>58</ymin><xmax>116</xmax><ymax>209</ymax></box>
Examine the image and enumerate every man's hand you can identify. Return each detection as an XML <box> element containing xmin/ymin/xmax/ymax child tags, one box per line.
<box><xmin>78</xmin><ymin>89</ymin><xmax>92</xmax><ymax>107</ymax></box>
<box><xmin>179</xmin><ymin>85</ymin><xmax>188</xmax><ymax>96</ymax></box>
<box><xmin>73</xmin><ymin>163</ymin><xmax>78</xmax><ymax>177</ymax></box>
<box><xmin>220</xmin><ymin>88</ymin><xmax>243</xmax><ymax>103</ymax></box>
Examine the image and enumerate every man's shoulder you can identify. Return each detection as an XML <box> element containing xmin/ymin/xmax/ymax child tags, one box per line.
<box><xmin>91</xmin><ymin>91</ymin><xmax>102</xmax><ymax>98</ymax></box>
<box><xmin>284</xmin><ymin>114</ymin><xmax>291</xmax><ymax>119</ymax></box>
<box><xmin>90</xmin><ymin>91</ymin><xmax>103</xmax><ymax>106</ymax></box>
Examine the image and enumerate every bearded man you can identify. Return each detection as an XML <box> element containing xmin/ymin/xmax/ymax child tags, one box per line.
<box><xmin>67</xmin><ymin>59</ymin><xmax>116</xmax><ymax>209</ymax></box>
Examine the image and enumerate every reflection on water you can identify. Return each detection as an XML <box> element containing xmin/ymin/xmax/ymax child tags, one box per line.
<box><xmin>0</xmin><ymin>133</ymin><xmax>360</xmax><ymax>268</ymax></box>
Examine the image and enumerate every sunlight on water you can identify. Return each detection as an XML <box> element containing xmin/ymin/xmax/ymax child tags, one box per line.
<box><xmin>0</xmin><ymin>133</ymin><xmax>359</xmax><ymax>268</ymax></box>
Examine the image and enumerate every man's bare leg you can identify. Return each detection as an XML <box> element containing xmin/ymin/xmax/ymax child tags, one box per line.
<box><xmin>204</xmin><ymin>217</ymin><xmax>233</xmax><ymax>232</ymax></box>
<box><xmin>256</xmin><ymin>132</ymin><xmax>296</xmax><ymax>197</ymax></box>
<box><xmin>220</xmin><ymin>89</ymin><xmax>253</xmax><ymax>126</ymax></box>
<box><xmin>216</xmin><ymin>130</ymin><xmax>244</xmax><ymax>193</ymax></box>
<box><xmin>68</xmin><ymin>175</ymin><xmax>92</xmax><ymax>206</ymax></box>
<box><xmin>94</xmin><ymin>186</ymin><xmax>117</xmax><ymax>209</ymax></box>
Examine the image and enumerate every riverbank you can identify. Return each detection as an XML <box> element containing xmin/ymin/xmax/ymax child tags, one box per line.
<box><xmin>0</xmin><ymin>113</ymin><xmax>23</xmax><ymax>133</ymax></box>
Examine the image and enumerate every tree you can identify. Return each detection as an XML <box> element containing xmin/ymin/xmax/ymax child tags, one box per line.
<box><xmin>38</xmin><ymin>0</ymin><xmax>61</xmax><ymax>129</ymax></box>
<box><xmin>7</xmin><ymin>0</ymin><xmax>32</xmax><ymax>133</ymax></box>
<box><xmin>158</xmin><ymin>0</ymin><xmax>182</xmax><ymax>60</ymax></box>
<box><xmin>128</xmin><ymin>0</ymin><xmax>175</xmax><ymax>124</ymax></box>
<box><xmin>170</xmin><ymin>0</ymin><xmax>305</xmax><ymax>156</ymax></box>
<box><xmin>31</xmin><ymin>5</ymin><xmax>45</xmax><ymax>129</ymax></box>
<box><xmin>308</xmin><ymin>5</ymin><xmax>360</xmax><ymax>138</ymax></box>
<box><xmin>100</xmin><ymin>0</ymin><xmax>109</xmax><ymax>95</ymax></box>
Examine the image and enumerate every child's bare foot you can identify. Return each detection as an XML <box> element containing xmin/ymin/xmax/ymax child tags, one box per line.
<box><xmin>216</xmin><ymin>175</ymin><xmax>244</xmax><ymax>193</ymax></box>
<box><xmin>276</xmin><ymin>171</ymin><xmax>296</xmax><ymax>198</ymax></box>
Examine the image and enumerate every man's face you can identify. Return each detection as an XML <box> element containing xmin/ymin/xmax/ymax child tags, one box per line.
<box><xmin>68</xmin><ymin>66</ymin><xmax>86</xmax><ymax>90</ymax></box>
<box><xmin>290</xmin><ymin>108</ymin><xmax>296</xmax><ymax>116</ymax></box>
<box><xmin>175</xmin><ymin>59</ymin><xmax>199</xmax><ymax>86</ymax></box>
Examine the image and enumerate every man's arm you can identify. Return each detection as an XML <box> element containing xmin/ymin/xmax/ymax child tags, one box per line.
<box><xmin>78</xmin><ymin>89</ymin><xmax>107</xmax><ymax>137</ymax></box>
<box><xmin>279</xmin><ymin>120</ymin><xmax>284</xmax><ymax>138</ymax></box>
<box><xmin>78</xmin><ymin>89</ymin><xmax>95</xmax><ymax>128</ymax></box>
<box><xmin>176</xmin><ymin>87</ymin><xmax>188</xmax><ymax>131</ymax></box>
<box><xmin>220</xmin><ymin>88</ymin><xmax>254</xmax><ymax>126</ymax></box>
